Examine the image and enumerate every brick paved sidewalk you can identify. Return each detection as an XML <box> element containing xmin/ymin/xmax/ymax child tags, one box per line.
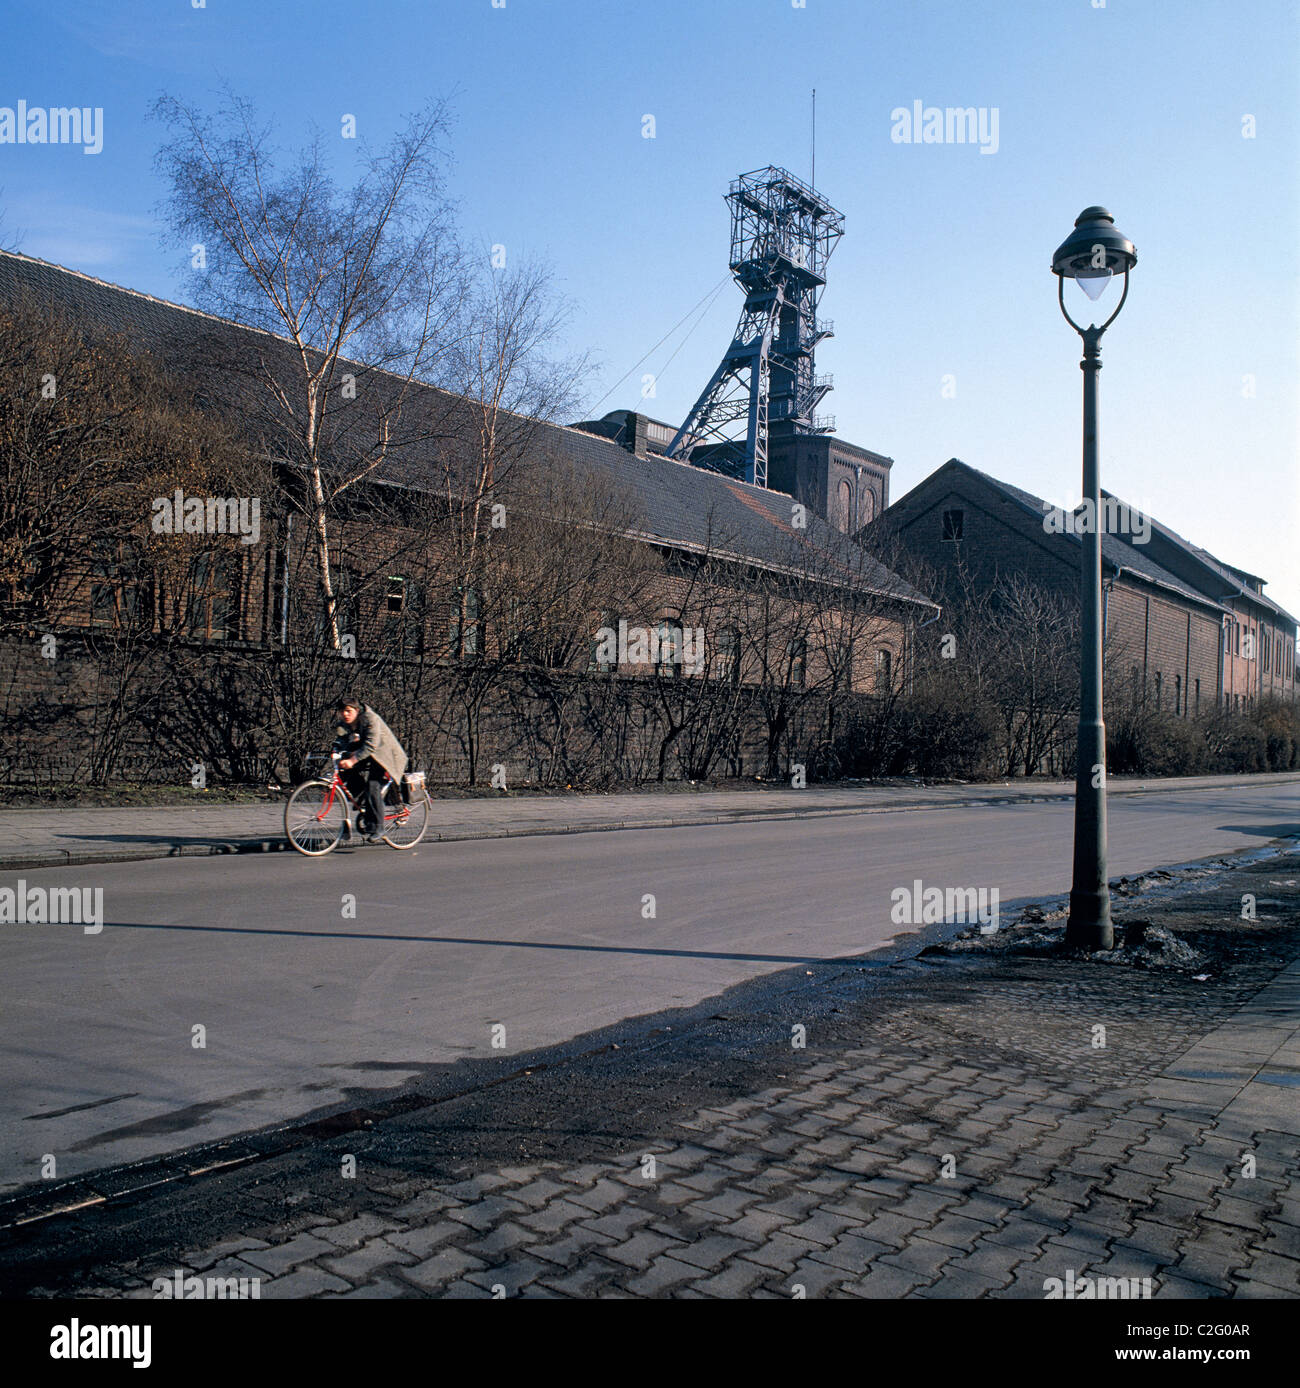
<box><xmin>2</xmin><ymin>771</ymin><xmax>1295</xmax><ymax>871</ymax></box>
<box><xmin>26</xmin><ymin>847</ymin><xmax>1296</xmax><ymax>1302</ymax></box>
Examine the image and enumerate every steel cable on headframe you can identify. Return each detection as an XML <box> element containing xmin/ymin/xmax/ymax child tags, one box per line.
<box><xmin>584</xmin><ymin>274</ymin><xmax>730</xmax><ymax>417</ymax></box>
<box><xmin>647</xmin><ymin>280</ymin><xmax>733</xmax><ymax>392</ymax></box>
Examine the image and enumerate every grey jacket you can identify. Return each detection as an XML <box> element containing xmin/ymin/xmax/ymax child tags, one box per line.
<box><xmin>339</xmin><ymin>706</ymin><xmax>408</xmax><ymax>781</ymax></box>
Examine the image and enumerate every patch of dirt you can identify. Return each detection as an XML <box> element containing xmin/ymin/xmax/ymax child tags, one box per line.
<box><xmin>0</xmin><ymin>784</ymin><xmax>281</xmax><ymax>809</ymax></box>
<box><xmin>923</xmin><ymin>840</ymin><xmax>1300</xmax><ymax>980</ymax></box>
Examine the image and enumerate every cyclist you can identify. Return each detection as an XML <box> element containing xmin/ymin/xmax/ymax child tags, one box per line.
<box><xmin>333</xmin><ymin>696</ymin><xmax>409</xmax><ymax>844</ymax></box>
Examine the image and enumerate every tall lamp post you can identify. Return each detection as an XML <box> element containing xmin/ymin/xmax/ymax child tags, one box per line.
<box><xmin>1051</xmin><ymin>206</ymin><xmax>1137</xmax><ymax>952</ymax></box>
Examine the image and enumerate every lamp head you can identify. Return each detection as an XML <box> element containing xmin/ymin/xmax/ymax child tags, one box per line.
<box><xmin>1052</xmin><ymin>207</ymin><xmax>1137</xmax><ymax>299</ymax></box>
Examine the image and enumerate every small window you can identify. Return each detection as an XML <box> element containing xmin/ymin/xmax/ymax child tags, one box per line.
<box><xmin>941</xmin><ymin>509</ymin><xmax>964</xmax><ymax>542</ymax></box>
<box><xmin>187</xmin><ymin>551</ymin><xmax>235</xmax><ymax>642</ymax></box>
<box><xmin>874</xmin><ymin>647</ymin><xmax>892</xmax><ymax>693</ymax></box>
<box><xmin>713</xmin><ymin>627</ymin><xmax>741</xmax><ymax>683</ymax></box>
<box><xmin>1153</xmin><ymin>672</ymin><xmax>1162</xmax><ymax>708</ymax></box>
<box><xmin>449</xmin><ymin>584</ymin><xmax>480</xmax><ymax>659</ymax></box>
<box><xmin>655</xmin><ymin>621</ymin><xmax>680</xmax><ymax>677</ymax></box>
<box><xmin>1174</xmin><ymin>674</ymin><xmax>1181</xmax><ymax>715</ymax></box>
<box><xmin>1194</xmin><ymin>679</ymin><xmax>1200</xmax><ymax>712</ymax></box>
<box><xmin>788</xmin><ymin>636</ymin><xmax>807</xmax><ymax>689</ymax></box>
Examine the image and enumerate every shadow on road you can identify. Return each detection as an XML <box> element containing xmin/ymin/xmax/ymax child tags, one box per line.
<box><xmin>1214</xmin><ymin>823</ymin><xmax>1300</xmax><ymax>838</ymax></box>
<box><xmin>101</xmin><ymin>918</ymin><xmax>837</xmax><ymax>964</ymax></box>
<box><xmin>58</xmin><ymin>833</ymin><xmax>285</xmax><ymax>851</ymax></box>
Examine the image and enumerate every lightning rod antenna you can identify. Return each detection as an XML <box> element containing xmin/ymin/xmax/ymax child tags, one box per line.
<box><xmin>811</xmin><ymin>89</ymin><xmax>816</xmax><ymax>189</ymax></box>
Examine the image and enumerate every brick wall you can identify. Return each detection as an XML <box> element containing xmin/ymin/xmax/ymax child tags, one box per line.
<box><xmin>1222</xmin><ymin>604</ymin><xmax>1297</xmax><ymax>709</ymax></box>
<box><xmin>0</xmin><ymin>634</ymin><xmax>884</xmax><ymax>788</ymax></box>
<box><xmin>881</xmin><ymin>471</ymin><xmax>1228</xmax><ymax>712</ymax></box>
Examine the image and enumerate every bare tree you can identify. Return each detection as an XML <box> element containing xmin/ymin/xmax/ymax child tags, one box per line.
<box><xmin>0</xmin><ymin>296</ymin><xmax>271</xmax><ymax>782</ymax></box>
<box><xmin>623</xmin><ymin>505</ymin><xmax>759</xmax><ymax>783</ymax></box>
<box><xmin>427</xmin><ymin>442</ymin><xmax>649</xmax><ymax>785</ymax></box>
<box><xmin>434</xmin><ymin>257</ymin><xmax>588</xmax><ymax>707</ymax></box>
<box><xmin>152</xmin><ymin>90</ymin><xmax>467</xmax><ymax>648</ymax></box>
<box><xmin>902</xmin><ymin>554</ymin><xmax>1081</xmax><ymax>778</ymax></box>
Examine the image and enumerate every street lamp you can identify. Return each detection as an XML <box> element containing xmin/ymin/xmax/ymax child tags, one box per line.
<box><xmin>1051</xmin><ymin>206</ymin><xmax>1137</xmax><ymax>952</ymax></box>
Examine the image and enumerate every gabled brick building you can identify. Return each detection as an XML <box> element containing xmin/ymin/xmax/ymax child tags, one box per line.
<box><xmin>1100</xmin><ymin>499</ymin><xmax>1297</xmax><ymax>710</ymax></box>
<box><xmin>0</xmin><ymin>250</ymin><xmax>940</xmax><ymax>783</ymax></box>
<box><xmin>869</xmin><ymin>458</ymin><xmax>1295</xmax><ymax>712</ymax></box>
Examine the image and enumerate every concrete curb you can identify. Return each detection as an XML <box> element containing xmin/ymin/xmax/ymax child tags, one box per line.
<box><xmin>1</xmin><ymin>773</ymin><xmax>1296</xmax><ymax>872</ymax></box>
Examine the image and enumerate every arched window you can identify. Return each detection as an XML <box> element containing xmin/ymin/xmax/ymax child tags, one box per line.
<box><xmin>836</xmin><ymin>479</ymin><xmax>853</xmax><ymax>533</ymax></box>
<box><xmin>874</xmin><ymin>647</ymin><xmax>892</xmax><ymax>693</ymax></box>
<box><xmin>860</xmin><ymin>488</ymin><xmax>876</xmax><ymax>525</ymax></box>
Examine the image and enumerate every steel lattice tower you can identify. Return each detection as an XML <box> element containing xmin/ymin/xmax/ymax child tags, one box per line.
<box><xmin>668</xmin><ymin>166</ymin><xmax>844</xmax><ymax>488</ymax></box>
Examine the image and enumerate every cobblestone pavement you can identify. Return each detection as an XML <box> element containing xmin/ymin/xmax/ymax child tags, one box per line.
<box><xmin>3</xmin><ymin>771</ymin><xmax>1295</xmax><ymax>870</ymax></box>
<box><xmin>11</xmin><ymin>848</ymin><xmax>1300</xmax><ymax>1300</ymax></box>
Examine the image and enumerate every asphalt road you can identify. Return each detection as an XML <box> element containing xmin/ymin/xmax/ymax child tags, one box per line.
<box><xmin>2</xmin><ymin>782</ymin><xmax>1297</xmax><ymax>1195</ymax></box>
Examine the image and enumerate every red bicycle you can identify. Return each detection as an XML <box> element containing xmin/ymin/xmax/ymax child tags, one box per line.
<box><xmin>284</xmin><ymin>751</ymin><xmax>430</xmax><ymax>855</ymax></box>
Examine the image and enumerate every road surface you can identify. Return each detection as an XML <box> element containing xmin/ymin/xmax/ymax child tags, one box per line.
<box><xmin>1</xmin><ymin>781</ymin><xmax>1296</xmax><ymax>1194</ymax></box>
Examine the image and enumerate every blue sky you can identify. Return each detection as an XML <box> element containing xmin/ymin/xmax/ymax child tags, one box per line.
<box><xmin>3</xmin><ymin>0</ymin><xmax>1298</xmax><ymax>613</ymax></box>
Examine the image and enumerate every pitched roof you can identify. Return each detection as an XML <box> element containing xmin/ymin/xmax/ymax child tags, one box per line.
<box><xmin>550</xmin><ymin>427</ymin><xmax>933</xmax><ymax>604</ymax></box>
<box><xmin>1100</xmin><ymin>489</ymin><xmax>1298</xmax><ymax>627</ymax></box>
<box><xmin>884</xmin><ymin>457</ymin><xmax>1229</xmax><ymax>615</ymax></box>
<box><xmin>0</xmin><ymin>249</ymin><xmax>934</xmax><ymax>610</ymax></box>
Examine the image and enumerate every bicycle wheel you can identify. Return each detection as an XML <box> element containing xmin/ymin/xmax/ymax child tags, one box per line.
<box><xmin>382</xmin><ymin>792</ymin><xmax>429</xmax><ymax>849</ymax></box>
<box><xmin>285</xmin><ymin>781</ymin><xmax>347</xmax><ymax>855</ymax></box>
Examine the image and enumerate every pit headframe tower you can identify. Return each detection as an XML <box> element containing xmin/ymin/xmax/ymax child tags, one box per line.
<box><xmin>667</xmin><ymin>166</ymin><xmax>844</xmax><ymax>488</ymax></box>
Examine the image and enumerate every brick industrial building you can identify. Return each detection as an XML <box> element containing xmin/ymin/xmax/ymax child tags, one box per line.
<box><xmin>1</xmin><ymin>246</ymin><xmax>1293</xmax><ymax>787</ymax></box>
<box><xmin>0</xmin><ymin>250</ymin><xmax>935</xmax><ymax>785</ymax></box>
<box><xmin>871</xmin><ymin>458</ymin><xmax>1297</xmax><ymax>713</ymax></box>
